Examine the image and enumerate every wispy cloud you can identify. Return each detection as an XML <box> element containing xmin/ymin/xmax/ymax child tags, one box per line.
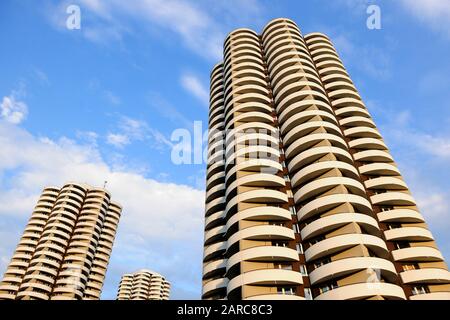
<box><xmin>43</xmin><ymin>0</ymin><xmax>267</xmax><ymax>61</ymax></box>
<box><xmin>1</xmin><ymin>88</ymin><xmax>28</xmax><ymax>125</ymax></box>
<box><xmin>181</xmin><ymin>73</ymin><xmax>209</xmax><ymax>107</ymax></box>
<box><xmin>399</xmin><ymin>0</ymin><xmax>450</xmax><ymax>38</ymax></box>
<box><xmin>103</xmin><ymin>90</ymin><xmax>121</xmax><ymax>106</ymax></box>
<box><xmin>107</xmin><ymin>115</ymin><xmax>173</xmax><ymax>150</ymax></box>
<box><xmin>146</xmin><ymin>92</ymin><xmax>192</xmax><ymax>128</ymax></box>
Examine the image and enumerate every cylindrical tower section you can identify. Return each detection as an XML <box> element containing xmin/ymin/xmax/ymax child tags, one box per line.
<box><xmin>50</xmin><ymin>188</ymin><xmax>110</xmax><ymax>300</ymax></box>
<box><xmin>263</xmin><ymin>18</ymin><xmax>405</xmax><ymax>300</ymax></box>
<box><xmin>202</xmin><ymin>62</ymin><xmax>228</xmax><ymax>300</ymax></box>
<box><xmin>16</xmin><ymin>183</ymin><xmax>88</xmax><ymax>300</ymax></box>
<box><xmin>116</xmin><ymin>273</ymin><xmax>133</xmax><ymax>299</ymax></box>
<box><xmin>83</xmin><ymin>201</ymin><xmax>122</xmax><ymax>299</ymax></box>
<box><xmin>304</xmin><ymin>32</ymin><xmax>450</xmax><ymax>300</ymax></box>
<box><xmin>0</xmin><ymin>187</ymin><xmax>59</xmax><ymax>299</ymax></box>
<box><xmin>222</xmin><ymin>27</ymin><xmax>303</xmax><ymax>300</ymax></box>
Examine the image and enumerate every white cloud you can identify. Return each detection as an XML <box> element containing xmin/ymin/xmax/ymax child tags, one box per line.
<box><xmin>106</xmin><ymin>133</ymin><xmax>130</xmax><ymax>148</ymax></box>
<box><xmin>181</xmin><ymin>73</ymin><xmax>209</xmax><ymax>107</ymax></box>
<box><xmin>0</xmin><ymin>121</ymin><xmax>204</xmax><ymax>299</ymax></box>
<box><xmin>44</xmin><ymin>0</ymin><xmax>266</xmax><ymax>61</ymax></box>
<box><xmin>399</xmin><ymin>0</ymin><xmax>450</xmax><ymax>38</ymax></box>
<box><xmin>1</xmin><ymin>95</ymin><xmax>28</xmax><ymax>124</ymax></box>
<box><xmin>103</xmin><ymin>90</ymin><xmax>121</xmax><ymax>106</ymax></box>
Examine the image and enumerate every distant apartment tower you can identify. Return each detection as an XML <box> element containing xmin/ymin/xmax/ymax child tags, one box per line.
<box><xmin>0</xmin><ymin>182</ymin><xmax>122</xmax><ymax>300</ymax></box>
<box><xmin>202</xmin><ymin>18</ymin><xmax>450</xmax><ymax>300</ymax></box>
<box><xmin>117</xmin><ymin>270</ymin><xmax>170</xmax><ymax>300</ymax></box>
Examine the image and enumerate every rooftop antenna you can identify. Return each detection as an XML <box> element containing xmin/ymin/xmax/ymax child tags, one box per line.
<box><xmin>103</xmin><ymin>180</ymin><xmax>108</xmax><ymax>189</ymax></box>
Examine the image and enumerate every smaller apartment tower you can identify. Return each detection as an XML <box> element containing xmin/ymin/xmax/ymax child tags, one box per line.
<box><xmin>117</xmin><ymin>270</ymin><xmax>170</xmax><ymax>300</ymax></box>
<box><xmin>0</xmin><ymin>182</ymin><xmax>122</xmax><ymax>300</ymax></box>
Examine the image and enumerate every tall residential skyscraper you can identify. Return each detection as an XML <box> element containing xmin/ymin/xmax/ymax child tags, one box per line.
<box><xmin>202</xmin><ymin>18</ymin><xmax>450</xmax><ymax>300</ymax></box>
<box><xmin>0</xmin><ymin>182</ymin><xmax>122</xmax><ymax>300</ymax></box>
<box><xmin>117</xmin><ymin>270</ymin><xmax>170</xmax><ymax>300</ymax></box>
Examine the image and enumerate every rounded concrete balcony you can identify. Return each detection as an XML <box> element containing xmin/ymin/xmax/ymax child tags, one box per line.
<box><xmin>377</xmin><ymin>209</ymin><xmax>424</xmax><ymax>223</ymax></box>
<box><xmin>204</xmin><ymin>210</ymin><xmax>225</xmax><ymax>231</ymax></box>
<box><xmin>305</xmin><ymin>233</ymin><xmax>388</xmax><ymax>262</ymax></box>
<box><xmin>226</xmin><ymin>173</ymin><xmax>285</xmax><ymax>196</ymax></box>
<box><xmin>204</xmin><ymin>225</ymin><xmax>226</xmax><ymax>245</ymax></box>
<box><xmin>314</xmin><ymin>282</ymin><xmax>406</xmax><ymax>300</ymax></box>
<box><xmin>280</xmin><ymin>109</ymin><xmax>337</xmax><ymax>134</ymax></box>
<box><xmin>297</xmin><ymin>193</ymin><xmax>372</xmax><ymax>222</ymax></box>
<box><xmin>364</xmin><ymin>177</ymin><xmax>407</xmax><ymax>190</ymax></box>
<box><xmin>225</xmin><ymin>159</ymin><xmax>282</xmax><ymax>181</ymax></box>
<box><xmin>392</xmin><ymin>246</ymin><xmax>444</xmax><ymax>262</ymax></box>
<box><xmin>203</xmin><ymin>259</ymin><xmax>227</xmax><ymax>278</ymax></box>
<box><xmin>227</xmin><ymin>225</ymin><xmax>295</xmax><ymax>248</ymax></box>
<box><xmin>285</xmin><ymin>133</ymin><xmax>347</xmax><ymax>159</ymax></box>
<box><xmin>225</xmin><ymin>189</ymin><xmax>288</xmax><ymax>214</ymax></box>
<box><xmin>226</xmin><ymin>206</ymin><xmax>291</xmax><ymax>230</ymax></box>
<box><xmin>309</xmin><ymin>257</ymin><xmax>397</xmax><ymax>285</ymax></box>
<box><xmin>278</xmin><ymin>99</ymin><xmax>331</xmax><ymax>124</ymax></box>
<box><xmin>349</xmin><ymin>137</ymin><xmax>387</xmax><ymax>150</ymax></box>
<box><xmin>300</xmin><ymin>212</ymin><xmax>379</xmax><ymax>241</ymax></box>
<box><xmin>290</xmin><ymin>160</ymin><xmax>359</xmax><ymax>188</ymax></box>
<box><xmin>335</xmin><ymin>106</ymin><xmax>370</xmax><ymax>118</ymax></box>
<box><xmin>384</xmin><ymin>227</ymin><xmax>433</xmax><ymax>242</ymax></box>
<box><xmin>409</xmin><ymin>292</ymin><xmax>450</xmax><ymax>300</ymax></box>
<box><xmin>227</xmin><ymin>246</ymin><xmax>299</xmax><ymax>270</ymax></box>
<box><xmin>202</xmin><ymin>277</ymin><xmax>228</xmax><ymax>297</ymax></box>
<box><xmin>358</xmin><ymin>163</ymin><xmax>400</xmax><ymax>176</ymax></box>
<box><xmin>227</xmin><ymin>269</ymin><xmax>303</xmax><ymax>294</ymax></box>
<box><xmin>203</xmin><ymin>241</ymin><xmax>226</xmax><ymax>261</ymax></box>
<box><xmin>400</xmin><ymin>268</ymin><xmax>450</xmax><ymax>284</ymax></box>
<box><xmin>294</xmin><ymin>177</ymin><xmax>366</xmax><ymax>203</ymax></box>
<box><xmin>283</xmin><ymin>121</ymin><xmax>342</xmax><ymax>146</ymax></box>
<box><xmin>343</xmin><ymin>126</ymin><xmax>381</xmax><ymax>139</ymax></box>
<box><xmin>370</xmin><ymin>192</ymin><xmax>416</xmax><ymax>206</ymax></box>
<box><xmin>353</xmin><ymin>150</ymin><xmax>393</xmax><ymax>162</ymax></box>
<box><xmin>288</xmin><ymin>146</ymin><xmax>353</xmax><ymax>172</ymax></box>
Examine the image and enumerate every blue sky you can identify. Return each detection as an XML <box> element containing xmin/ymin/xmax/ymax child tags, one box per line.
<box><xmin>0</xmin><ymin>0</ymin><xmax>449</xmax><ymax>299</ymax></box>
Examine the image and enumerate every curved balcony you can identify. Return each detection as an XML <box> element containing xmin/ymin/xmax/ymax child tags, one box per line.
<box><xmin>314</xmin><ymin>282</ymin><xmax>406</xmax><ymax>300</ymax></box>
<box><xmin>358</xmin><ymin>163</ymin><xmax>400</xmax><ymax>176</ymax></box>
<box><xmin>370</xmin><ymin>192</ymin><xmax>416</xmax><ymax>206</ymax></box>
<box><xmin>353</xmin><ymin>150</ymin><xmax>393</xmax><ymax>162</ymax></box>
<box><xmin>203</xmin><ymin>259</ymin><xmax>227</xmax><ymax>278</ymax></box>
<box><xmin>392</xmin><ymin>246</ymin><xmax>444</xmax><ymax>262</ymax></box>
<box><xmin>280</xmin><ymin>109</ymin><xmax>337</xmax><ymax>135</ymax></box>
<box><xmin>294</xmin><ymin>177</ymin><xmax>366</xmax><ymax>203</ymax></box>
<box><xmin>400</xmin><ymin>268</ymin><xmax>450</xmax><ymax>284</ymax></box>
<box><xmin>297</xmin><ymin>193</ymin><xmax>372</xmax><ymax>222</ymax></box>
<box><xmin>349</xmin><ymin>138</ymin><xmax>387</xmax><ymax>150</ymax></box>
<box><xmin>305</xmin><ymin>233</ymin><xmax>388</xmax><ymax>262</ymax></box>
<box><xmin>364</xmin><ymin>177</ymin><xmax>407</xmax><ymax>190</ymax></box>
<box><xmin>286</xmin><ymin>133</ymin><xmax>347</xmax><ymax>159</ymax></box>
<box><xmin>278</xmin><ymin>98</ymin><xmax>331</xmax><ymax>124</ymax></box>
<box><xmin>384</xmin><ymin>227</ymin><xmax>433</xmax><ymax>242</ymax></box>
<box><xmin>409</xmin><ymin>292</ymin><xmax>450</xmax><ymax>300</ymax></box>
<box><xmin>225</xmin><ymin>189</ymin><xmax>288</xmax><ymax>214</ymax></box>
<box><xmin>226</xmin><ymin>173</ymin><xmax>285</xmax><ymax>196</ymax></box>
<box><xmin>246</xmin><ymin>294</ymin><xmax>305</xmax><ymax>300</ymax></box>
<box><xmin>377</xmin><ymin>209</ymin><xmax>424</xmax><ymax>223</ymax></box>
<box><xmin>344</xmin><ymin>126</ymin><xmax>381</xmax><ymax>139</ymax></box>
<box><xmin>227</xmin><ymin>225</ymin><xmax>295</xmax><ymax>248</ymax></box>
<box><xmin>227</xmin><ymin>269</ymin><xmax>303</xmax><ymax>294</ymax></box>
<box><xmin>283</xmin><ymin>121</ymin><xmax>342</xmax><ymax>147</ymax></box>
<box><xmin>227</xmin><ymin>246</ymin><xmax>299</xmax><ymax>270</ymax></box>
<box><xmin>300</xmin><ymin>212</ymin><xmax>379</xmax><ymax>241</ymax></box>
<box><xmin>202</xmin><ymin>277</ymin><xmax>228</xmax><ymax>298</ymax></box>
<box><xmin>288</xmin><ymin>146</ymin><xmax>353</xmax><ymax>173</ymax></box>
<box><xmin>290</xmin><ymin>160</ymin><xmax>359</xmax><ymax>188</ymax></box>
<box><xmin>309</xmin><ymin>257</ymin><xmax>397</xmax><ymax>285</ymax></box>
<box><xmin>204</xmin><ymin>241</ymin><xmax>227</xmax><ymax>261</ymax></box>
<box><xmin>226</xmin><ymin>206</ymin><xmax>291</xmax><ymax>230</ymax></box>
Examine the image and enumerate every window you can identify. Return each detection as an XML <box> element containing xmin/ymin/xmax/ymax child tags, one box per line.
<box><xmin>277</xmin><ymin>287</ymin><xmax>294</xmax><ymax>295</ymax></box>
<box><xmin>286</xmin><ymin>189</ymin><xmax>293</xmax><ymax>198</ymax></box>
<box><xmin>411</xmin><ymin>286</ymin><xmax>429</xmax><ymax>296</ymax></box>
<box><xmin>403</xmin><ymin>263</ymin><xmax>419</xmax><ymax>271</ymax></box>
<box><xmin>395</xmin><ymin>241</ymin><xmax>410</xmax><ymax>250</ymax></box>
<box><xmin>320</xmin><ymin>282</ymin><xmax>338</xmax><ymax>294</ymax></box>
<box><xmin>296</xmin><ymin>243</ymin><xmax>304</xmax><ymax>254</ymax></box>
<box><xmin>314</xmin><ymin>257</ymin><xmax>331</xmax><ymax>269</ymax></box>
<box><xmin>304</xmin><ymin>288</ymin><xmax>313</xmax><ymax>300</ymax></box>
<box><xmin>292</xmin><ymin>223</ymin><xmax>300</xmax><ymax>233</ymax></box>
<box><xmin>289</xmin><ymin>206</ymin><xmax>297</xmax><ymax>216</ymax></box>
<box><xmin>299</xmin><ymin>264</ymin><xmax>308</xmax><ymax>276</ymax></box>
<box><xmin>284</xmin><ymin>175</ymin><xmax>290</xmax><ymax>182</ymax></box>
<box><xmin>275</xmin><ymin>263</ymin><xmax>293</xmax><ymax>270</ymax></box>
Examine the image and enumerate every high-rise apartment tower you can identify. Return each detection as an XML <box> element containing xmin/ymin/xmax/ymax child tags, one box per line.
<box><xmin>202</xmin><ymin>18</ymin><xmax>450</xmax><ymax>300</ymax></box>
<box><xmin>0</xmin><ymin>182</ymin><xmax>122</xmax><ymax>300</ymax></box>
<box><xmin>117</xmin><ymin>269</ymin><xmax>170</xmax><ymax>300</ymax></box>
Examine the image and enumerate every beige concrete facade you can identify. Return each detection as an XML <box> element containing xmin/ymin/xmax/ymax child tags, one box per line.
<box><xmin>0</xmin><ymin>182</ymin><xmax>122</xmax><ymax>300</ymax></box>
<box><xmin>202</xmin><ymin>18</ymin><xmax>450</xmax><ymax>300</ymax></box>
<box><xmin>117</xmin><ymin>270</ymin><xmax>170</xmax><ymax>300</ymax></box>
